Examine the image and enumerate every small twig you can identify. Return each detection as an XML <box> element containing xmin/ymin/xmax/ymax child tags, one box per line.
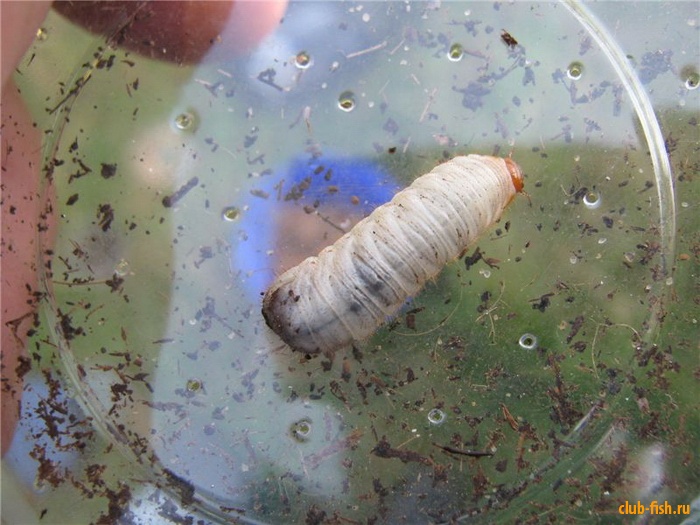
<box><xmin>344</xmin><ymin>41</ymin><xmax>388</xmax><ymax>59</ymax></box>
<box><xmin>433</xmin><ymin>443</ymin><xmax>494</xmax><ymax>458</ymax></box>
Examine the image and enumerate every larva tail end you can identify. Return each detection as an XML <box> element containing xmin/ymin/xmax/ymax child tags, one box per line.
<box><xmin>504</xmin><ymin>157</ymin><xmax>524</xmax><ymax>193</ymax></box>
<box><xmin>262</xmin><ymin>286</ymin><xmax>323</xmax><ymax>354</ymax></box>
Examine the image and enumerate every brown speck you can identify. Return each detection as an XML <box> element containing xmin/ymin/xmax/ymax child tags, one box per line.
<box><xmin>566</xmin><ymin>315</ymin><xmax>585</xmax><ymax>344</ymax></box>
<box><xmin>250</xmin><ymin>188</ymin><xmax>269</xmax><ymax>199</ymax></box>
<box><xmin>284</xmin><ymin>177</ymin><xmax>312</xmax><ymax>201</ymax></box>
<box><xmin>530</xmin><ymin>293</ymin><xmax>553</xmax><ymax>313</ymax></box>
<box><xmin>100</xmin><ymin>163</ymin><xmax>117</xmax><ymax>179</ymax></box>
<box><xmin>372</xmin><ymin>436</ymin><xmax>433</xmax><ymax>465</ymax></box>
<box><xmin>15</xmin><ymin>355</ymin><xmax>32</xmax><ymax>379</ymax></box>
<box><xmin>501</xmin><ymin>30</ymin><xmax>518</xmax><ymax>48</ymax></box>
<box><xmin>464</xmin><ymin>246</ymin><xmax>483</xmax><ymax>270</ymax></box>
<box><xmin>97</xmin><ymin>203</ymin><xmax>114</xmax><ymax>231</ymax></box>
<box><xmin>305</xmin><ymin>505</ymin><xmax>327</xmax><ymax>525</ymax></box>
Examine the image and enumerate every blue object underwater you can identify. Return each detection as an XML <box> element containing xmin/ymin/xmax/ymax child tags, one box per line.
<box><xmin>231</xmin><ymin>155</ymin><xmax>401</xmax><ymax>300</ymax></box>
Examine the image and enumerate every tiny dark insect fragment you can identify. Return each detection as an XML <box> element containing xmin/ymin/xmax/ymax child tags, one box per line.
<box><xmin>500</xmin><ymin>30</ymin><xmax>518</xmax><ymax>48</ymax></box>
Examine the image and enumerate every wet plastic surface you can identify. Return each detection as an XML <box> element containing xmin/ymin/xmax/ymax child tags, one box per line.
<box><xmin>3</xmin><ymin>2</ymin><xmax>699</xmax><ymax>524</ymax></box>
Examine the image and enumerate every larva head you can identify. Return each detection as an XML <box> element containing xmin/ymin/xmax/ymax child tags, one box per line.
<box><xmin>504</xmin><ymin>157</ymin><xmax>524</xmax><ymax>193</ymax></box>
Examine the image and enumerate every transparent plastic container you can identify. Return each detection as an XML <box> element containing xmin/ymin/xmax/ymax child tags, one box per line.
<box><xmin>3</xmin><ymin>2</ymin><xmax>698</xmax><ymax>524</ymax></box>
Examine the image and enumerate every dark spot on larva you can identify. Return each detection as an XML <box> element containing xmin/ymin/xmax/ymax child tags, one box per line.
<box><xmin>349</xmin><ymin>302</ymin><xmax>362</xmax><ymax>314</ymax></box>
<box><xmin>66</xmin><ymin>193</ymin><xmax>79</xmax><ymax>206</ymax></box>
<box><xmin>369</xmin><ymin>281</ymin><xmax>384</xmax><ymax>293</ymax></box>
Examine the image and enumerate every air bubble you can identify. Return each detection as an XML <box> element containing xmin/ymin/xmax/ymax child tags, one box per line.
<box><xmin>290</xmin><ymin>418</ymin><xmax>312</xmax><ymax>442</ymax></box>
<box><xmin>337</xmin><ymin>91</ymin><xmax>356</xmax><ymax>112</ymax></box>
<box><xmin>36</xmin><ymin>27</ymin><xmax>48</xmax><ymax>41</ymax></box>
<box><xmin>566</xmin><ymin>61</ymin><xmax>584</xmax><ymax>80</ymax></box>
<box><xmin>684</xmin><ymin>71</ymin><xmax>699</xmax><ymax>90</ymax></box>
<box><xmin>447</xmin><ymin>43</ymin><xmax>464</xmax><ymax>62</ymax></box>
<box><xmin>186</xmin><ymin>378</ymin><xmax>203</xmax><ymax>392</ymax></box>
<box><xmin>114</xmin><ymin>259</ymin><xmax>130</xmax><ymax>277</ymax></box>
<box><xmin>479</xmin><ymin>269</ymin><xmax>491</xmax><ymax>278</ymax></box>
<box><xmin>174</xmin><ymin>111</ymin><xmax>196</xmax><ymax>131</ymax></box>
<box><xmin>582</xmin><ymin>190</ymin><xmax>601</xmax><ymax>209</ymax></box>
<box><xmin>518</xmin><ymin>333</ymin><xmax>538</xmax><ymax>350</ymax></box>
<box><xmin>427</xmin><ymin>408</ymin><xmax>446</xmax><ymax>426</ymax></box>
<box><xmin>222</xmin><ymin>206</ymin><xmax>241</xmax><ymax>222</ymax></box>
<box><xmin>294</xmin><ymin>51</ymin><xmax>312</xmax><ymax>70</ymax></box>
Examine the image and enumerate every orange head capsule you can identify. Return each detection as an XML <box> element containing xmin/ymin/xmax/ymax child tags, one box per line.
<box><xmin>504</xmin><ymin>157</ymin><xmax>524</xmax><ymax>193</ymax></box>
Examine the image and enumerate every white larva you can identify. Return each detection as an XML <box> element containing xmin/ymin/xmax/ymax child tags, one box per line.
<box><xmin>262</xmin><ymin>154</ymin><xmax>524</xmax><ymax>354</ymax></box>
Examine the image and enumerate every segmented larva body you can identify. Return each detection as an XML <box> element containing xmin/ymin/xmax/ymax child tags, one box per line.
<box><xmin>262</xmin><ymin>154</ymin><xmax>524</xmax><ymax>354</ymax></box>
